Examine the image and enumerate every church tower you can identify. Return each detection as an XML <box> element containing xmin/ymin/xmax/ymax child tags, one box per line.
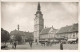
<box><xmin>34</xmin><ymin>2</ymin><xmax>44</xmax><ymax>43</ymax></box>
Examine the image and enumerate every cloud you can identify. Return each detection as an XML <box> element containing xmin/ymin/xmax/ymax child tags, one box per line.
<box><xmin>61</xmin><ymin>2</ymin><xmax>78</xmax><ymax>14</ymax></box>
<box><xmin>1</xmin><ymin>2</ymin><xmax>78</xmax><ymax>32</ymax></box>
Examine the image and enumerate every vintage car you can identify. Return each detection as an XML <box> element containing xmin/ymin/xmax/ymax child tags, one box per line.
<box><xmin>67</xmin><ymin>39</ymin><xmax>77</xmax><ymax>44</ymax></box>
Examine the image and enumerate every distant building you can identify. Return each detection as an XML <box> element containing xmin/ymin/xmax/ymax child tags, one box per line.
<box><xmin>40</xmin><ymin>26</ymin><xmax>57</xmax><ymax>41</ymax></box>
<box><xmin>55</xmin><ymin>23</ymin><xmax>78</xmax><ymax>41</ymax></box>
<box><xmin>10</xmin><ymin>29</ymin><xmax>25</xmax><ymax>42</ymax></box>
<box><xmin>10</xmin><ymin>25</ymin><xmax>34</xmax><ymax>43</ymax></box>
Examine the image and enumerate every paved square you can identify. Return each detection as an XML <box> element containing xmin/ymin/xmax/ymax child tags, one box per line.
<box><xmin>2</xmin><ymin>42</ymin><xmax>78</xmax><ymax>50</ymax></box>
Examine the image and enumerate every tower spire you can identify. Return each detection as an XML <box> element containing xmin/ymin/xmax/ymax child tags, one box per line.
<box><xmin>17</xmin><ymin>24</ymin><xmax>19</xmax><ymax>31</ymax></box>
<box><xmin>37</xmin><ymin>2</ymin><xmax>40</xmax><ymax>11</ymax></box>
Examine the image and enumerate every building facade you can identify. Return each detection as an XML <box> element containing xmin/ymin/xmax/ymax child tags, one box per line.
<box><xmin>10</xmin><ymin>25</ymin><xmax>34</xmax><ymax>43</ymax></box>
<box><xmin>40</xmin><ymin>26</ymin><xmax>57</xmax><ymax>41</ymax></box>
<box><xmin>55</xmin><ymin>23</ymin><xmax>78</xmax><ymax>41</ymax></box>
<box><xmin>34</xmin><ymin>2</ymin><xmax>44</xmax><ymax>42</ymax></box>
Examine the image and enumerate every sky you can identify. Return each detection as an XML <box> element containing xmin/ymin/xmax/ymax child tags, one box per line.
<box><xmin>1</xmin><ymin>2</ymin><xmax>78</xmax><ymax>32</ymax></box>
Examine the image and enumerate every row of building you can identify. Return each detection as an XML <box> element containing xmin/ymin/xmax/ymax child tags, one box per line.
<box><xmin>10</xmin><ymin>2</ymin><xmax>78</xmax><ymax>43</ymax></box>
<box><xmin>39</xmin><ymin>23</ymin><xmax>78</xmax><ymax>42</ymax></box>
<box><xmin>10</xmin><ymin>23</ymin><xmax>78</xmax><ymax>43</ymax></box>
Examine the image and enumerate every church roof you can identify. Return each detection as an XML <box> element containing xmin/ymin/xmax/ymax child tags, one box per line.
<box><xmin>56</xmin><ymin>23</ymin><xmax>78</xmax><ymax>34</ymax></box>
<box><xmin>40</xmin><ymin>27</ymin><xmax>57</xmax><ymax>35</ymax></box>
<box><xmin>37</xmin><ymin>2</ymin><xmax>40</xmax><ymax>11</ymax></box>
<box><xmin>36</xmin><ymin>2</ymin><xmax>42</xmax><ymax>14</ymax></box>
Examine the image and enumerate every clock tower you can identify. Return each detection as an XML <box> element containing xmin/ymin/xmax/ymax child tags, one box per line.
<box><xmin>34</xmin><ymin>2</ymin><xmax>44</xmax><ymax>43</ymax></box>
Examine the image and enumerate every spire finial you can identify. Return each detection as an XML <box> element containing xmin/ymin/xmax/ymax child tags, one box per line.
<box><xmin>37</xmin><ymin>2</ymin><xmax>40</xmax><ymax>11</ymax></box>
<box><xmin>18</xmin><ymin>24</ymin><xmax>19</xmax><ymax>31</ymax></box>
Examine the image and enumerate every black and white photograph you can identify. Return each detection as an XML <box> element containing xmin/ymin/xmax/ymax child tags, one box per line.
<box><xmin>1</xmin><ymin>2</ymin><xmax>78</xmax><ymax>50</ymax></box>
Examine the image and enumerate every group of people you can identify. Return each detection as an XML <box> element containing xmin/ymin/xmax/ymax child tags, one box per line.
<box><xmin>11</xmin><ymin>40</ymin><xmax>63</xmax><ymax>50</ymax></box>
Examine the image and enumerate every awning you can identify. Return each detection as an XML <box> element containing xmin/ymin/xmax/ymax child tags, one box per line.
<box><xmin>68</xmin><ymin>39</ymin><xmax>76</xmax><ymax>41</ymax></box>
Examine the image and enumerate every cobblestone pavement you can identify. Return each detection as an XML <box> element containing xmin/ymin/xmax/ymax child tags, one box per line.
<box><xmin>2</xmin><ymin>42</ymin><xmax>78</xmax><ymax>50</ymax></box>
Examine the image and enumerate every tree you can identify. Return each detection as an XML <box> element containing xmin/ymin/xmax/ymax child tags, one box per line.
<box><xmin>25</xmin><ymin>32</ymin><xmax>34</xmax><ymax>42</ymax></box>
<box><xmin>27</xmin><ymin>37</ymin><xmax>33</xmax><ymax>42</ymax></box>
<box><xmin>1</xmin><ymin>28</ymin><xmax>10</xmax><ymax>44</ymax></box>
<box><xmin>10</xmin><ymin>30</ymin><xmax>23</xmax><ymax>44</ymax></box>
<box><xmin>14</xmin><ymin>34</ymin><xmax>22</xmax><ymax>42</ymax></box>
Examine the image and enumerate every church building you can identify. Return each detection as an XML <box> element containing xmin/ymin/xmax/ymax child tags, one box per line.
<box><xmin>34</xmin><ymin>3</ymin><xmax>57</xmax><ymax>43</ymax></box>
<box><xmin>34</xmin><ymin>2</ymin><xmax>44</xmax><ymax>42</ymax></box>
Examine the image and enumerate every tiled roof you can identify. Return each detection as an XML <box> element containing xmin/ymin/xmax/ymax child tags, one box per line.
<box><xmin>56</xmin><ymin>23</ymin><xmax>78</xmax><ymax>34</ymax></box>
<box><xmin>40</xmin><ymin>27</ymin><xmax>51</xmax><ymax>34</ymax></box>
<box><xmin>56</xmin><ymin>26</ymin><xmax>72</xmax><ymax>34</ymax></box>
<box><xmin>10</xmin><ymin>30</ymin><xmax>33</xmax><ymax>37</ymax></box>
<box><xmin>70</xmin><ymin>23</ymin><xmax>78</xmax><ymax>32</ymax></box>
<box><xmin>40</xmin><ymin>27</ymin><xmax>57</xmax><ymax>35</ymax></box>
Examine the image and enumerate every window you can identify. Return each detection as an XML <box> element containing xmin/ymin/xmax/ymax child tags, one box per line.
<box><xmin>73</xmin><ymin>34</ymin><xmax>75</xmax><ymax>38</ymax></box>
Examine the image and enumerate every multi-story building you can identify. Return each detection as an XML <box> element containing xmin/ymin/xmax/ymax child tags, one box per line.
<box><xmin>40</xmin><ymin>26</ymin><xmax>57</xmax><ymax>41</ymax></box>
<box><xmin>55</xmin><ymin>23</ymin><xmax>78</xmax><ymax>41</ymax></box>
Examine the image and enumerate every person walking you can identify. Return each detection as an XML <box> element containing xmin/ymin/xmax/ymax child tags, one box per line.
<box><xmin>29</xmin><ymin>40</ymin><xmax>33</xmax><ymax>48</ymax></box>
<box><xmin>60</xmin><ymin>42</ymin><xmax>63</xmax><ymax>50</ymax></box>
<box><xmin>14</xmin><ymin>41</ymin><xmax>17</xmax><ymax>49</ymax></box>
<box><xmin>28</xmin><ymin>37</ymin><xmax>33</xmax><ymax>48</ymax></box>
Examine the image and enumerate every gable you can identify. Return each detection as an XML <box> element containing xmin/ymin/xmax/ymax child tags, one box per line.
<box><xmin>49</xmin><ymin>28</ymin><xmax>54</xmax><ymax>33</ymax></box>
<box><xmin>40</xmin><ymin>28</ymin><xmax>51</xmax><ymax>35</ymax></box>
<box><xmin>49</xmin><ymin>28</ymin><xmax>57</xmax><ymax>34</ymax></box>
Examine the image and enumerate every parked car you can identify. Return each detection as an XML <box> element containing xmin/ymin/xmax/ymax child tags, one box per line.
<box><xmin>67</xmin><ymin>39</ymin><xmax>77</xmax><ymax>44</ymax></box>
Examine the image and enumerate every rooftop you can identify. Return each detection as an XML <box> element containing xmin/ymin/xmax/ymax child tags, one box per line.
<box><xmin>56</xmin><ymin>23</ymin><xmax>78</xmax><ymax>34</ymax></box>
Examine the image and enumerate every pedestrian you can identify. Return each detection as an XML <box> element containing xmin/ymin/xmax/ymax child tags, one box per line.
<box><xmin>14</xmin><ymin>41</ymin><xmax>17</xmax><ymax>49</ymax></box>
<box><xmin>29</xmin><ymin>41</ymin><xmax>33</xmax><ymax>48</ymax></box>
<box><xmin>60</xmin><ymin>42</ymin><xmax>63</xmax><ymax>50</ymax></box>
